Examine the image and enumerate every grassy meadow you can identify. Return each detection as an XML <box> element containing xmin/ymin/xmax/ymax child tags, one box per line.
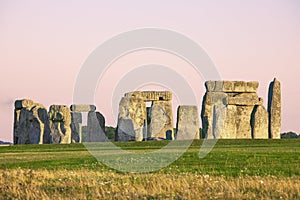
<box><xmin>0</xmin><ymin>139</ymin><xmax>299</xmax><ymax>199</ymax></box>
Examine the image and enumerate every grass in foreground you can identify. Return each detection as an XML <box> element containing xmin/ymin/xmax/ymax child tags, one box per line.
<box><xmin>0</xmin><ymin>139</ymin><xmax>299</xmax><ymax>199</ymax></box>
<box><xmin>0</xmin><ymin>139</ymin><xmax>299</xmax><ymax>177</ymax></box>
<box><xmin>0</xmin><ymin>169</ymin><xmax>299</xmax><ymax>199</ymax></box>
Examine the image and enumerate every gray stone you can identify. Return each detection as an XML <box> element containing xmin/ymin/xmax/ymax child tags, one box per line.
<box><xmin>70</xmin><ymin>112</ymin><xmax>82</xmax><ymax>143</ymax></box>
<box><xmin>116</xmin><ymin>97</ymin><xmax>146</xmax><ymax>141</ymax></box>
<box><xmin>268</xmin><ymin>78</ymin><xmax>281</xmax><ymax>139</ymax></box>
<box><xmin>149</xmin><ymin>100</ymin><xmax>174</xmax><ymax>139</ymax></box>
<box><xmin>48</xmin><ymin>105</ymin><xmax>72</xmax><ymax>144</ymax></box>
<box><xmin>70</xmin><ymin>110</ymin><xmax>106</xmax><ymax>143</ymax></box>
<box><xmin>125</xmin><ymin>91</ymin><xmax>172</xmax><ymax>101</ymax></box>
<box><xmin>201</xmin><ymin>92</ymin><xmax>227</xmax><ymax>139</ymax></box>
<box><xmin>227</xmin><ymin>93</ymin><xmax>263</xmax><ymax>106</ymax></box>
<box><xmin>201</xmin><ymin>80</ymin><xmax>272</xmax><ymax>140</ymax></box>
<box><xmin>176</xmin><ymin>106</ymin><xmax>199</xmax><ymax>140</ymax></box>
<box><xmin>13</xmin><ymin>100</ymin><xmax>51</xmax><ymax>145</ymax></box>
<box><xmin>219</xmin><ymin>105</ymin><xmax>237</xmax><ymax>139</ymax></box>
<box><xmin>96</xmin><ymin>112</ymin><xmax>106</xmax><ymax>132</ymax></box>
<box><xmin>205</xmin><ymin>81</ymin><xmax>259</xmax><ymax>93</ymax></box>
<box><xmin>251</xmin><ymin>106</ymin><xmax>269</xmax><ymax>139</ymax></box>
<box><xmin>235</xmin><ymin>106</ymin><xmax>253</xmax><ymax>139</ymax></box>
<box><xmin>84</xmin><ymin>111</ymin><xmax>106</xmax><ymax>142</ymax></box>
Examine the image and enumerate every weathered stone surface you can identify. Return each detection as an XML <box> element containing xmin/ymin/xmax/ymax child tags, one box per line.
<box><xmin>201</xmin><ymin>92</ymin><xmax>227</xmax><ymax>139</ymax></box>
<box><xmin>96</xmin><ymin>112</ymin><xmax>105</xmax><ymax>132</ymax></box>
<box><xmin>201</xmin><ymin>80</ymin><xmax>273</xmax><ymax>140</ymax></box>
<box><xmin>251</xmin><ymin>106</ymin><xmax>269</xmax><ymax>139</ymax></box>
<box><xmin>235</xmin><ymin>106</ymin><xmax>253</xmax><ymax>139</ymax></box>
<box><xmin>125</xmin><ymin>91</ymin><xmax>172</xmax><ymax>101</ymax></box>
<box><xmin>227</xmin><ymin>93</ymin><xmax>263</xmax><ymax>106</ymax></box>
<box><xmin>48</xmin><ymin>105</ymin><xmax>72</xmax><ymax>144</ymax></box>
<box><xmin>219</xmin><ymin>105</ymin><xmax>237</xmax><ymax>139</ymax></box>
<box><xmin>204</xmin><ymin>92</ymin><xmax>228</xmax><ymax>106</ymax></box>
<box><xmin>268</xmin><ymin>78</ymin><xmax>281</xmax><ymax>139</ymax></box>
<box><xmin>149</xmin><ymin>100</ymin><xmax>174</xmax><ymax>139</ymax></box>
<box><xmin>70</xmin><ymin>112</ymin><xmax>82</xmax><ymax>143</ymax></box>
<box><xmin>146</xmin><ymin>107</ymin><xmax>152</xmax><ymax>138</ymax></box>
<box><xmin>116</xmin><ymin>97</ymin><xmax>146</xmax><ymax>141</ymax></box>
<box><xmin>13</xmin><ymin>99</ymin><xmax>51</xmax><ymax>145</ymax></box>
<box><xmin>70</xmin><ymin>109</ymin><xmax>106</xmax><ymax>143</ymax></box>
<box><xmin>176</xmin><ymin>106</ymin><xmax>199</xmax><ymax>140</ymax></box>
<box><xmin>14</xmin><ymin>99</ymin><xmax>34</xmax><ymax>110</ymax></box>
<box><xmin>83</xmin><ymin>111</ymin><xmax>106</xmax><ymax>142</ymax></box>
<box><xmin>205</xmin><ymin>81</ymin><xmax>259</xmax><ymax>93</ymax></box>
<box><xmin>70</xmin><ymin>104</ymin><xmax>96</xmax><ymax>112</ymax></box>
<box><xmin>70</xmin><ymin>103</ymin><xmax>106</xmax><ymax>143</ymax></box>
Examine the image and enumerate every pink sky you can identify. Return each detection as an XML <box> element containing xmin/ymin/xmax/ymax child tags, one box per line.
<box><xmin>1</xmin><ymin>0</ymin><xmax>299</xmax><ymax>142</ymax></box>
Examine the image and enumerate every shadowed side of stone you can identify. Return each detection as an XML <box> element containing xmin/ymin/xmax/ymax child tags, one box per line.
<box><xmin>268</xmin><ymin>78</ymin><xmax>281</xmax><ymax>139</ymax></box>
<box><xmin>13</xmin><ymin>99</ymin><xmax>51</xmax><ymax>144</ymax></box>
<box><xmin>70</xmin><ymin>104</ymin><xmax>107</xmax><ymax>143</ymax></box>
<box><xmin>251</xmin><ymin>106</ymin><xmax>269</xmax><ymax>139</ymax></box>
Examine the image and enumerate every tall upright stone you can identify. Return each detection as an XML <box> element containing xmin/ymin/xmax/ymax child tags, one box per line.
<box><xmin>251</xmin><ymin>106</ymin><xmax>269</xmax><ymax>139</ymax></box>
<box><xmin>48</xmin><ymin>105</ymin><xmax>72</xmax><ymax>144</ymax></box>
<box><xmin>86</xmin><ymin>111</ymin><xmax>106</xmax><ymax>142</ymax></box>
<box><xmin>116</xmin><ymin>97</ymin><xmax>146</xmax><ymax>141</ymax></box>
<box><xmin>268</xmin><ymin>78</ymin><xmax>281</xmax><ymax>139</ymax></box>
<box><xmin>176</xmin><ymin>106</ymin><xmax>199</xmax><ymax>140</ymax></box>
<box><xmin>235</xmin><ymin>106</ymin><xmax>254</xmax><ymax>139</ymax></box>
<box><xmin>13</xmin><ymin>99</ymin><xmax>51</xmax><ymax>144</ymax></box>
<box><xmin>201</xmin><ymin>92</ymin><xmax>228</xmax><ymax>139</ymax></box>
<box><xmin>70</xmin><ymin>112</ymin><xmax>82</xmax><ymax>143</ymax></box>
<box><xmin>149</xmin><ymin>100</ymin><xmax>174</xmax><ymax>139</ymax></box>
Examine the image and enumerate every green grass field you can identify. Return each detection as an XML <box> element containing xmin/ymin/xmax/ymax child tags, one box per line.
<box><xmin>0</xmin><ymin>139</ymin><xmax>299</xmax><ymax>199</ymax></box>
<box><xmin>1</xmin><ymin>139</ymin><xmax>299</xmax><ymax>176</ymax></box>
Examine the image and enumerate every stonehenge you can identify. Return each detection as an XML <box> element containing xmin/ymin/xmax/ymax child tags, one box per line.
<box><xmin>268</xmin><ymin>78</ymin><xmax>281</xmax><ymax>139</ymax></box>
<box><xmin>13</xmin><ymin>101</ymin><xmax>106</xmax><ymax>144</ymax></box>
<box><xmin>176</xmin><ymin>106</ymin><xmax>200</xmax><ymax>140</ymax></box>
<box><xmin>13</xmin><ymin>78</ymin><xmax>282</xmax><ymax>144</ymax></box>
<box><xmin>70</xmin><ymin>105</ymin><xmax>106</xmax><ymax>143</ymax></box>
<box><xmin>13</xmin><ymin>99</ymin><xmax>51</xmax><ymax>144</ymax></box>
<box><xmin>48</xmin><ymin>105</ymin><xmax>72</xmax><ymax>144</ymax></box>
<box><xmin>201</xmin><ymin>79</ymin><xmax>281</xmax><ymax>139</ymax></box>
<box><xmin>116</xmin><ymin>91</ymin><xmax>174</xmax><ymax>141</ymax></box>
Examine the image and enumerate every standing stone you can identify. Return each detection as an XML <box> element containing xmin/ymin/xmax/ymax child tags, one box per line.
<box><xmin>116</xmin><ymin>97</ymin><xmax>146</xmax><ymax>141</ymax></box>
<box><xmin>235</xmin><ymin>106</ymin><xmax>254</xmax><ymax>139</ymax></box>
<box><xmin>201</xmin><ymin>80</ymin><xmax>270</xmax><ymax>139</ymax></box>
<box><xmin>70</xmin><ymin>104</ymin><xmax>106</xmax><ymax>143</ymax></box>
<box><xmin>219</xmin><ymin>105</ymin><xmax>237</xmax><ymax>139</ymax></box>
<box><xmin>13</xmin><ymin>99</ymin><xmax>51</xmax><ymax>144</ymax></box>
<box><xmin>201</xmin><ymin>92</ymin><xmax>228</xmax><ymax>139</ymax></box>
<box><xmin>268</xmin><ymin>78</ymin><xmax>281</xmax><ymax>139</ymax></box>
<box><xmin>251</xmin><ymin>106</ymin><xmax>269</xmax><ymax>139</ymax></box>
<box><xmin>176</xmin><ymin>106</ymin><xmax>199</xmax><ymax>140</ymax></box>
<box><xmin>70</xmin><ymin>112</ymin><xmax>82</xmax><ymax>143</ymax></box>
<box><xmin>149</xmin><ymin>100</ymin><xmax>174</xmax><ymax>139</ymax></box>
<box><xmin>48</xmin><ymin>105</ymin><xmax>72</xmax><ymax>144</ymax></box>
<box><xmin>85</xmin><ymin>111</ymin><xmax>106</xmax><ymax>142</ymax></box>
<box><xmin>96</xmin><ymin>112</ymin><xmax>106</xmax><ymax>133</ymax></box>
<box><xmin>146</xmin><ymin>107</ymin><xmax>152</xmax><ymax>138</ymax></box>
